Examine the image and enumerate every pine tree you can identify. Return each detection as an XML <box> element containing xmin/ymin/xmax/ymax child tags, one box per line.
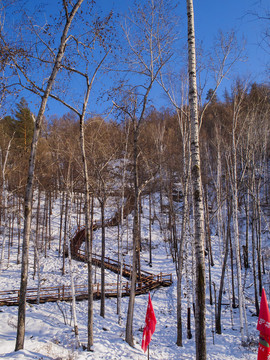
<box><xmin>14</xmin><ymin>98</ymin><xmax>34</xmax><ymax>152</ymax></box>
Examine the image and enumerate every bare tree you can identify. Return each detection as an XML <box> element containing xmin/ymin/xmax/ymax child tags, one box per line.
<box><xmin>0</xmin><ymin>133</ymin><xmax>14</xmax><ymax>274</ymax></box>
<box><xmin>186</xmin><ymin>1</ymin><xmax>206</xmax><ymax>359</ymax></box>
<box><xmin>66</xmin><ymin>185</ymin><xmax>80</xmax><ymax>348</ymax></box>
<box><xmin>112</xmin><ymin>0</ymin><xmax>175</xmax><ymax>346</ymax></box>
<box><xmin>117</xmin><ymin>121</ymin><xmax>130</xmax><ymax>325</ymax></box>
<box><xmin>226</xmin><ymin>82</ymin><xmax>250</xmax><ymax>344</ymax></box>
<box><xmin>2</xmin><ymin>0</ymin><xmax>113</xmax><ymax>349</ymax></box>
<box><xmin>12</xmin><ymin>1</ymin><xmax>85</xmax><ymax>351</ymax></box>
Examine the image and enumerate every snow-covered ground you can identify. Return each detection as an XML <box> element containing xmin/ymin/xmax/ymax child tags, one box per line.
<box><xmin>0</xmin><ymin>192</ymin><xmax>267</xmax><ymax>359</ymax></box>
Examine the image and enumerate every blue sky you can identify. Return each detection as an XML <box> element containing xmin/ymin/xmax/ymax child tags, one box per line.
<box><xmin>100</xmin><ymin>0</ymin><xmax>269</xmax><ymax>82</ymax></box>
<box><xmin>99</xmin><ymin>0</ymin><xmax>268</xmax><ymax>80</ymax></box>
<box><xmin>193</xmin><ymin>0</ymin><xmax>269</xmax><ymax>90</ymax></box>
<box><xmin>7</xmin><ymin>0</ymin><xmax>270</xmax><ymax>117</ymax></box>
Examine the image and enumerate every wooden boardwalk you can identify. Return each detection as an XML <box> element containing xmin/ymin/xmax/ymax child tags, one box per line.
<box><xmin>0</xmin><ymin>212</ymin><xmax>172</xmax><ymax>306</ymax></box>
<box><xmin>0</xmin><ymin>251</ymin><xmax>172</xmax><ymax>306</ymax></box>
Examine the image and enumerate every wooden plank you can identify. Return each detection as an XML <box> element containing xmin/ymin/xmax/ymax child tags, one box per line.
<box><xmin>0</xmin><ymin>253</ymin><xmax>172</xmax><ymax>306</ymax></box>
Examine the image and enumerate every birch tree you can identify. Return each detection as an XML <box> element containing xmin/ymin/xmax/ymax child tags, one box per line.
<box><xmin>2</xmin><ymin>0</ymin><xmax>113</xmax><ymax>349</ymax></box>
<box><xmin>112</xmin><ymin>0</ymin><xmax>175</xmax><ymax>346</ymax></box>
<box><xmin>0</xmin><ymin>132</ymin><xmax>14</xmax><ymax>274</ymax></box>
<box><xmin>228</xmin><ymin>83</ymin><xmax>248</xmax><ymax>344</ymax></box>
<box><xmin>186</xmin><ymin>1</ymin><xmax>206</xmax><ymax>358</ymax></box>
<box><xmin>158</xmin><ymin>20</ymin><xmax>241</xmax><ymax>348</ymax></box>
<box><xmin>117</xmin><ymin>120</ymin><xmax>130</xmax><ymax>325</ymax></box>
<box><xmin>66</xmin><ymin>180</ymin><xmax>80</xmax><ymax>349</ymax></box>
<box><xmin>10</xmin><ymin>1</ymin><xmax>85</xmax><ymax>351</ymax></box>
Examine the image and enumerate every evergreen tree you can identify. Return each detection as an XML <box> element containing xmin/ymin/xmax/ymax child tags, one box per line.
<box><xmin>14</xmin><ymin>98</ymin><xmax>34</xmax><ymax>152</ymax></box>
<box><xmin>0</xmin><ymin>116</ymin><xmax>15</xmax><ymax>160</ymax></box>
<box><xmin>206</xmin><ymin>88</ymin><xmax>218</xmax><ymax>103</ymax></box>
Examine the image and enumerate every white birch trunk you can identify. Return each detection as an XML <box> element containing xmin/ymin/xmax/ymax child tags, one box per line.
<box><xmin>67</xmin><ymin>196</ymin><xmax>80</xmax><ymax>349</ymax></box>
<box><xmin>226</xmin><ymin>265</ymin><xmax>234</xmax><ymax>328</ymax></box>
<box><xmin>0</xmin><ymin>213</ymin><xmax>8</xmax><ymax>274</ymax></box>
<box><xmin>215</xmin><ymin>126</ymin><xmax>223</xmax><ymax>252</ymax></box>
<box><xmin>117</xmin><ymin>126</ymin><xmax>130</xmax><ymax>325</ymax></box>
<box><xmin>176</xmin><ymin>117</ymin><xmax>190</xmax><ymax>346</ymax></box>
<box><xmin>0</xmin><ymin>135</ymin><xmax>14</xmax><ymax>274</ymax></box>
<box><xmin>186</xmin><ymin>1</ymin><xmax>206</xmax><ymax>358</ymax></box>
<box><xmin>32</xmin><ymin>231</ymin><xmax>41</xmax><ymax>305</ymax></box>
<box><xmin>79</xmin><ymin>91</ymin><xmax>93</xmax><ymax>351</ymax></box>
<box><xmin>231</xmin><ymin>107</ymin><xmax>246</xmax><ymax>343</ymax></box>
<box><xmin>15</xmin><ymin>1</ymin><xmax>84</xmax><ymax>351</ymax></box>
<box><xmin>125</xmin><ymin>124</ymin><xmax>140</xmax><ymax>347</ymax></box>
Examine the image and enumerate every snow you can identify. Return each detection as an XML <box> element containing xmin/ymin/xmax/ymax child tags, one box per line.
<box><xmin>0</xmin><ymin>192</ymin><xmax>266</xmax><ymax>359</ymax></box>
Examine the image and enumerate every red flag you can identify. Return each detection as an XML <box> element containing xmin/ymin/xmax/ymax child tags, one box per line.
<box><xmin>257</xmin><ymin>288</ymin><xmax>270</xmax><ymax>360</ymax></box>
<box><xmin>141</xmin><ymin>293</ymin><xmax>157</xmax><ymax>353</ymax></box>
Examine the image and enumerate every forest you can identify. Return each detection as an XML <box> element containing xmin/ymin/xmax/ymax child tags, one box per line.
<box><xmin>0</xmin><ymin>0</ymin><xmax>269</xmax><ymax>359</ymax></box>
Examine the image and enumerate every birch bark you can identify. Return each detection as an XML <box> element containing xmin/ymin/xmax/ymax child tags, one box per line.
<box><xmin>0</xmin><ymin>135</ymin><xmax>14</xmax><ymax>275</ymax></box>
<box><xmin>114</xmin><ymin>0</ymin><xmax>174</xmax><ymax>344</ymax></box>
<box><xmin>66</xmin><ymin>193</ymin><xmax>80</xmax><ymax>349</ymax></box>
<box><xmin>117</xmin><ymin>124</ymin><xmax>130</xmax><ymax>325</ymax></box>
<box><xmin>15</xmin><ymin>1</ymin><xmax>84</xmax><ymax>351</ymax></box>
<box><xmin>231</xmin><ymin>96</ymin><xmax>246</xmax><ymax>344</ymax></box>
<box><xmin>79</xmin><ymin>77</ymin><xmax>94</xmax><ymax>350</ymax></box>
<box><xmin>186</xmin><ymin>1</ymin><xmax>206</xmax><ymax>358</ymax></box>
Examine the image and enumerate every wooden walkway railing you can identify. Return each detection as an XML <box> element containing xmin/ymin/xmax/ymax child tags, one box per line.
<box><xmin>0</xmin><ymin>254</ymin><xmax>172</xmax><ymax>306</ymax></box>
<box><xmin>0</xmin><ymin>224</ymin><xmax>173</xmax><ymax>306</ymax></box>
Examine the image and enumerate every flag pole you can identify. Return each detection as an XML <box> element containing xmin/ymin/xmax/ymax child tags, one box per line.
<box><xmin>147</xmin><ymin>345</ymin><xmax>149</xmax><ymax>360</ymax></box>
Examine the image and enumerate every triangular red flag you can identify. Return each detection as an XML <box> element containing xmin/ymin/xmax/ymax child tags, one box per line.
<box><xmin>257</xmin><ymin>288</ymin><xmax>270</xmax><ymax>360</ymax></box>
<box><xmin>257</xmin><ymin>289</ymin><xmax>270</xmax><ymax>336</ymax></box>
<box><xmin>141</xmin><ymin>293</ymin><xmax>157</xmax><ymax>353</ymax></box>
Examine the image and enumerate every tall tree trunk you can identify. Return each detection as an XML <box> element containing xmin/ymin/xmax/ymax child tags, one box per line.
<box><xmin>204</xmin><ymin>186</ymin><xmax>214</xmax><ymax>306</ymax></box>
<box><xmin>229</xmin><ymin>224</ymin><xmax>236</xmax><ymax>309</ymax></box>
<box><xmin>176</xmin><ymin>200</ymin><xmax>186</xmax><ymax>347</ymax></box>
<box><xmin>15</xmin><ymin>1</ymin><xmax>84</xmax><ymax>351</ymax></box>
<box><xmin>48</xmin><ymin>192</ymin><xmax>52</xmax><ymax>250</ymax></box>
<box><xmin>215</xmin><ymin>125</ymin><xmax>223</xmax><ymax>252</ymax></box>
<box><xmin>256</xmin><ymin>184</ymin><xmax>262</xmax><ymax>296</ymax></box>
<box><xmin>125</xmin><ymin>124</ymin><xmax>140</xmax><ymax>347</ymax></box>
<box><xmin>252</xmin><ymin>194</ymin><xmax>259</xmax><ymax>315</ymax></box>
<box><xmin>176</xmin><ymin>133</ymin><xmax>190</xmax><ymax>346</ymax></box>
<box><xmin>149</xmin><ymin>193</ymin><xmax>152</xmax><ymax>267</ymax></box>
<box><xmin>244</xmin><ymin>183</ymin><xmax>249</xmax><ymax>269</ymax></box>
<box><xmin>216</xmin><ymin>200</ymin><xmax>231</xmax><ymax>334</ymax></box>
<box><xmin>186</xmin><ymin>1</ymin><xmax>206</xmax><ymax>358</ymax></box>
<box><xmin>0</xmin><ymin>135</ymin><xmax>14</xmax><ymax>275</ymax></box>
<box><xmin>231</xmin><ymin>103</ymin><xmax>246</xmax><ymax>344</ymax></box>
<box><xmin>62</xmin><ymin>192</ymin><xmax>69</xmax><ymax>275</ymax></box>
<box><xmin>17</xmin><ymin>196</ymin><xmax>22</xmax><ymax>265</ymax></box>
<box><xmin>117</xmin><ymin>219</ymin><xmax>121</xmax><ymax>317</ymax></box>
<box><xmin>100</xmin><ymin>199</ymin><xmax>106</xmax><ymax>318</ymax></box>
<box><xmin>33</xmin><ymin>231</ymin><xmax>41</xmax><ymax>304</ymax></box>
<box><xmin>66</xmin><ymin>192</ymin><xmax>80</xmax><ymax>348</ymax></box>
<box><xmin>44</xmin><ymin>194</ymin><xmax>48</xmax><ymax>258</ymax></box>
<box><xmin>204</xmin><ymin>186</ymin><xmax>214</xmax><ymax>267</ymax></box>
<box><xmin>33</xmin><ymin>187</ymin><xmax>41</xmax><ymax>278</ymax></box>
<box><xmin>65</xmin><ymin>47</ymin><xmax>110</xmax><ymax>349</ymax></box>
<box><xmin>79</xmin><ymin>86</ymin><xmax>94</xmax><ymax>350</ymax></box>
<box><xmin>59</xmin><ymin>191</ymin><xmax>65</xmax><ymax>256</ymax></box>
<box><xmin>117</xmin><ymin>125</ymin><xmax>129</xmax><ymax>325</ymax></box>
